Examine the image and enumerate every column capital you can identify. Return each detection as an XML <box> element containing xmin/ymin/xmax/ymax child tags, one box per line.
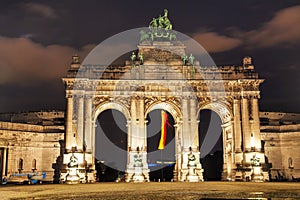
<box><xmin>132</xmin><ymin>95</ymin><xmax>144</xmax><ymax>100</ymax></box>
<box><xmin>74</xmin><ymin>94</ymin><xmax>84</xmax><ymax>99</ymax></box>
<box><xmin>250</xmin><ymin>94</ymin><xmax>261</xmax><ymax>99</ymax></box>
<box><xmin>66</xmin><ymin>93</ymin><xmax>73</xmax><ymax>99</ymax></box>
<box><xmin>85</xmin><ymin>94</ymin><xmax>94</xmax><ymax>99</ymax></box>
<box><xmin>233</xmin><ymin>95</ymin><xmax>241</xmax><ymax>100</ymax></box>
<box><xmin>241</xmin><ymin>94</ymin><xmax>249</xmax><ymax>99</ymax></box>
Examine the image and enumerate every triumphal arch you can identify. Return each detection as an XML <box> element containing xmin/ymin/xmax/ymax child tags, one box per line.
<box><xmin>60</xmin><ymin>10</ymin><xmax>269</xmax><ymax>183</ymax></box>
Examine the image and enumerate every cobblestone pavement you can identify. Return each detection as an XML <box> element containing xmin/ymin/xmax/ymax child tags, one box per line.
<box><xmin>1</xmin><ymin>182</ymin><xmax>300</xmax><ymax>200</ymax></box>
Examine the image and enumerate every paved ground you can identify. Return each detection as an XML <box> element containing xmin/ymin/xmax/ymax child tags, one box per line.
<box><xmin>0</xmin><ymin>182</ymin><xmax>300</xmax><ymax>200</ymax></box>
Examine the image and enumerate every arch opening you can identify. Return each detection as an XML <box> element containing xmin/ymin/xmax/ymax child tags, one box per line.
<box><xmin>95</xmin><ymin>109</ymin><xmax>127</xmax><ymax>182</ymax></box>
<box><xmin>199</xmin><ymin>109</ymin><xmax>223</xmax><ymax>181</ymax></box>
<box><xmin>146</xmin><ymin>109</ymin><xmax>175</xmax><ymax>182</ymax></box>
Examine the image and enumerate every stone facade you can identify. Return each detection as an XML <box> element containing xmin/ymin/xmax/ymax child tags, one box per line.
<box><xmin>1</xmin><ymin>110</ymin><xmax>299</xmax><ymax>183</ymax></box>
<box><xmin>260</xmin><ymin>112</ymin><xmax>300</xmax><ymax>181</ymax></box>
<box><xmin>0</xmin><ymin>111</ymin><xmax>64</xmax><ymax>183</ymax></box>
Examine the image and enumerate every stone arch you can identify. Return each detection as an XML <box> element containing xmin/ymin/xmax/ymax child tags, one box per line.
<box><xmin>198</xmin><ymin>101</ymin><xmax>234</xmax><ymax>180</ymax></box>
<box><xmin>94</xmin><ymin>101</ymin><xmax>131</xmax><ymax>120</ymax></box>
<box><xmin>198</xmin><ymin>102</ymin><xmax>232</xmax><ymax>124</ymax></box>
<box><xmin>144</xmin><ymin>101</ymin><xmax>182</xmax><ymax>122</ymax></box>
<box><xmin>93</xmin><ymin>101</ymin><xmax>129</xmax><ymax>176</ymax></box>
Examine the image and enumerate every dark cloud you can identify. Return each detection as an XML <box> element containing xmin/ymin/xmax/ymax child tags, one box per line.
<box><xmin>190</xmin><ymin>5</ymin><xmax>300</xmax><ymax>52</ymax></box>
<box><xmin>244</xmin><ymin>5</ymin><xmax>300</xmax><ymax>48</ymax></box>
<box><xmin>22</xmin><ymin>2</ymin><xmax>58</xmax><ymax>19</ymax></box>
<box><xmin>0</xmin><ymin>1</ymin><xmax>299</xmax><ymax>113</ymax></box>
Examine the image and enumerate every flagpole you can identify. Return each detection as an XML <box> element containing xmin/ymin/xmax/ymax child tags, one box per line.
<box><xmin>161</xmin><ymin>149</ymin><xmax>163</xmax><ymax>181</ymax></box>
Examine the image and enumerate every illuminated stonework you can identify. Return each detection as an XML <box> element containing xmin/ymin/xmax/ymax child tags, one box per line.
<box><xmin>60</xmin><ymin>37</ymin><xmax>270</xmax><ymax>183</ymax></box>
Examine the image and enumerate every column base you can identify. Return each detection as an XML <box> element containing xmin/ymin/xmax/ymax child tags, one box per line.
<box><xmin>251</xmin><ymin>166</ymin><xmax>264</xmax><ymax>182</ymax></box>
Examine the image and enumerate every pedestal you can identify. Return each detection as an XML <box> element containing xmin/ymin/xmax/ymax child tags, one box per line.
<box><xmin>65</xmin><ymin>168</ymin><xmax>81</xmax><ymax>184</ymax></box>
<box><xmin>187</xmin><ymin>167</ymin><xmax>201</xmax><ymax>182</ymax></box>
<box><xmin>180</xmin><ymin>150</ymin><xmax>204</xmax><ymax>182</ymax></box>
<box><xmin>251</xmin><ymin>166</ymin><xmax>264</xmax><ymax>182</ymax></box>
<box><xmin>125</xmin><ymin>150</ymin><xmax>149</xmax><ymax>182</ymax></box>
<box><xmin>60</xmin><ymin>152</ymin><xmax>95</xmax><ymax>184</ymax></box>
<box><xmin>132</xmin><ymin>167</ymin><xmax>146</xmax><ymax>182</ymax></box>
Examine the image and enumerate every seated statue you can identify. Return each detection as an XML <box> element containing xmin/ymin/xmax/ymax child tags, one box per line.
<box><xmin>188</xmin><ymin>152</ymin><xmax>196</xmax><ymax>167</ymax></box>
<box><xmin>133</xmin><ymin>153</ymin><xmax>143</xmax><ymax>167</ymax></box>
<box><xmin>68</xmin><ymin>154</ymin><xmax>78</xmax><ymax>168</ymax></box>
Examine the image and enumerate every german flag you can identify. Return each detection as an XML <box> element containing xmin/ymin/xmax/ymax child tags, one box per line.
<box><xmin>158</xmin><ymin>110</ymin><xmax>168</xmax><ymax>150</ymax></box>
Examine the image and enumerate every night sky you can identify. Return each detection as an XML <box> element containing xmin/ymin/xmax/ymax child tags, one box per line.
<box><xmin>0</xmin><ymin>0</ymin><xmax>299</xmax><ymax>113</ymax></box>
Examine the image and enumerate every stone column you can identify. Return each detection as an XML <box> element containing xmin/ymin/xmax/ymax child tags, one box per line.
<box><xmin>77</xmin><ymin>95</ymin><xmax>84</xmax><ymax>151</ymax></box>
<box><xmin>220</xmin><ymin>125</ymin><xmax>228</xmax><ymax>180</ymax></box>
<box><xmin>66</xmin><ymin>94</ymin><xmax>74</xmax><ymax>150</ymax></box>
<box><xmin>84</xmin><ymin>96</ymin><xmax>95</xmax><ymax>183</ymax></box>
<box><xmin>130</xmin><ymin>98</ymin><xmax>137</xmax><ymax>150</ymax></box>
<box><xmin>233</xmin><ymin>98</ymin><xmax>242</xmax><ymax>152</ymax></box>
<box><xmin>174</xmin><ymin>121</ymin><xmax>183</xmax><ymax>181</ymax></box>
<box><xmin>241</xmin><ymin>97</ymin><xmax>251</xmax><ymax>151</ymax></box>
<box><xmin>190</xmin><ymin>98</ymin><xmax>198</xmax><ymax>149</ymax></box>
<box><xmin>92</xmin><ymin>121</ymin><xmax>96</xmax><ymax>156</ymax></box>
<box><xmin>127</xmin><ymin>120</ymin><xmax>132</xmax><ymax>150</ymax></box>
<box><xmin>2</xmin><ymin>148</ymin><xmax>7</xmax><ymax>176</ymax></box>
<box><xmin>84</xmin><ymin>96</ymin><xmax>93</xmax><ymax>152</ymax></box>
<box><xmin>182</xmin><ymin>97</ymin><xmax>190</xmax><ymax>148</ymax></box>
<box><xmin>138</xmin><ymin>98</ymin><xmax>146</xmax><ymax>149</ymax></box>
<box><xmin>251</xmin><ymin>97</ymin><xmax>262</xmax><ymax>150</ymax></box>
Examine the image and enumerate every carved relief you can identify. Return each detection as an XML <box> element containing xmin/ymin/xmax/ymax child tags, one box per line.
<box><xmin>63</xmin><ymin>79</ymin><xmax>75</xmax><ymax>90</ymax></box>
<box><xmin>93</xmin><ymin>96</ymin><xmax>110</xmax><ymax>107</ymax></box>
<box><xmin>114</xmin><ymin>96</ymin><xmax>131</xmax><ymax>110</ymax></box>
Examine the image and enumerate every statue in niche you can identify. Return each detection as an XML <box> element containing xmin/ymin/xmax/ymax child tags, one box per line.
<box><xmin>68</xmin><ymin>153</ymin><xmax>78</xmax><ymax>168</ymax></box>
<box><xmin>251</xmin><ymin>154</ymin><xmax>261</xmax><ymax>166</ymax></box>
<box><xmin>134</xmin><ymin>147</ymin><xmax>143</xmax><ymax>167</ymax></box>
<box><xmin>188</xmin><ymin>148</ymin><xmax>196</xmax><ymax>167</ymax></box>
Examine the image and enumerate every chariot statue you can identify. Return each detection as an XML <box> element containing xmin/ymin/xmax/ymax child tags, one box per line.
<box><xmin>141</xmin><ymin>9</ymin><xmax>176</xmax><ymax>42</ymax></box>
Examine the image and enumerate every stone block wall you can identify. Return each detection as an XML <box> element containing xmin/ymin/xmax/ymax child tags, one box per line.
<box><xmin>0</xmin><ymin>121</ymin><xmax>64</xmax><ymax>182</ymax></box>
<box><xmin>260</xmin><ymin>112</ymin><xmax>300</xmax><ymax>181</ymax></box>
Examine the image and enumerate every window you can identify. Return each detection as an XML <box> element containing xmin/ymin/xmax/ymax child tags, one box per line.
<box><xmin>288</xmin><ymin>157</ymin><xmax>294</xmax><ymax>169</ymax></box>
<box><xmin>18</xmin><ymin>158</ymin><xmax>23</xmax><ymax>173</ymax></box>
<box><xmin>32</xmin><ymin>159</ymin><xmax>37</xmax><ymax>171</ymax></box>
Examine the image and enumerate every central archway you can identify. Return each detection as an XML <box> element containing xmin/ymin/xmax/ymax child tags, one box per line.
<box><xmin>146</xmin><ymin>109</ymin><xmax>175</xmax><ymax>181</ymax></box>
<box><xmin>145</xmin><ymin>101</ymin><xmax>182</xmax><ymax>181</ymax></box>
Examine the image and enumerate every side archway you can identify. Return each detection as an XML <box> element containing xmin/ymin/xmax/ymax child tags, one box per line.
<box><xmin>198</xmin><ymin>102</ymin><xmax>232</xmax><ymax>124</ymax></box>
<box><xmin>94</xmin><ymin>101</ymin><xmax>131</xmax><ymax>120</ymax></box>
<box><xmin>198</xmin><ymin>101</ymin><xmax>234</xmax><ymax>180</ymax></box>
<box><xmin>93</xmin><ymin>101</ymin><xmax>131</xmax><ymax>181</ymax></box>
